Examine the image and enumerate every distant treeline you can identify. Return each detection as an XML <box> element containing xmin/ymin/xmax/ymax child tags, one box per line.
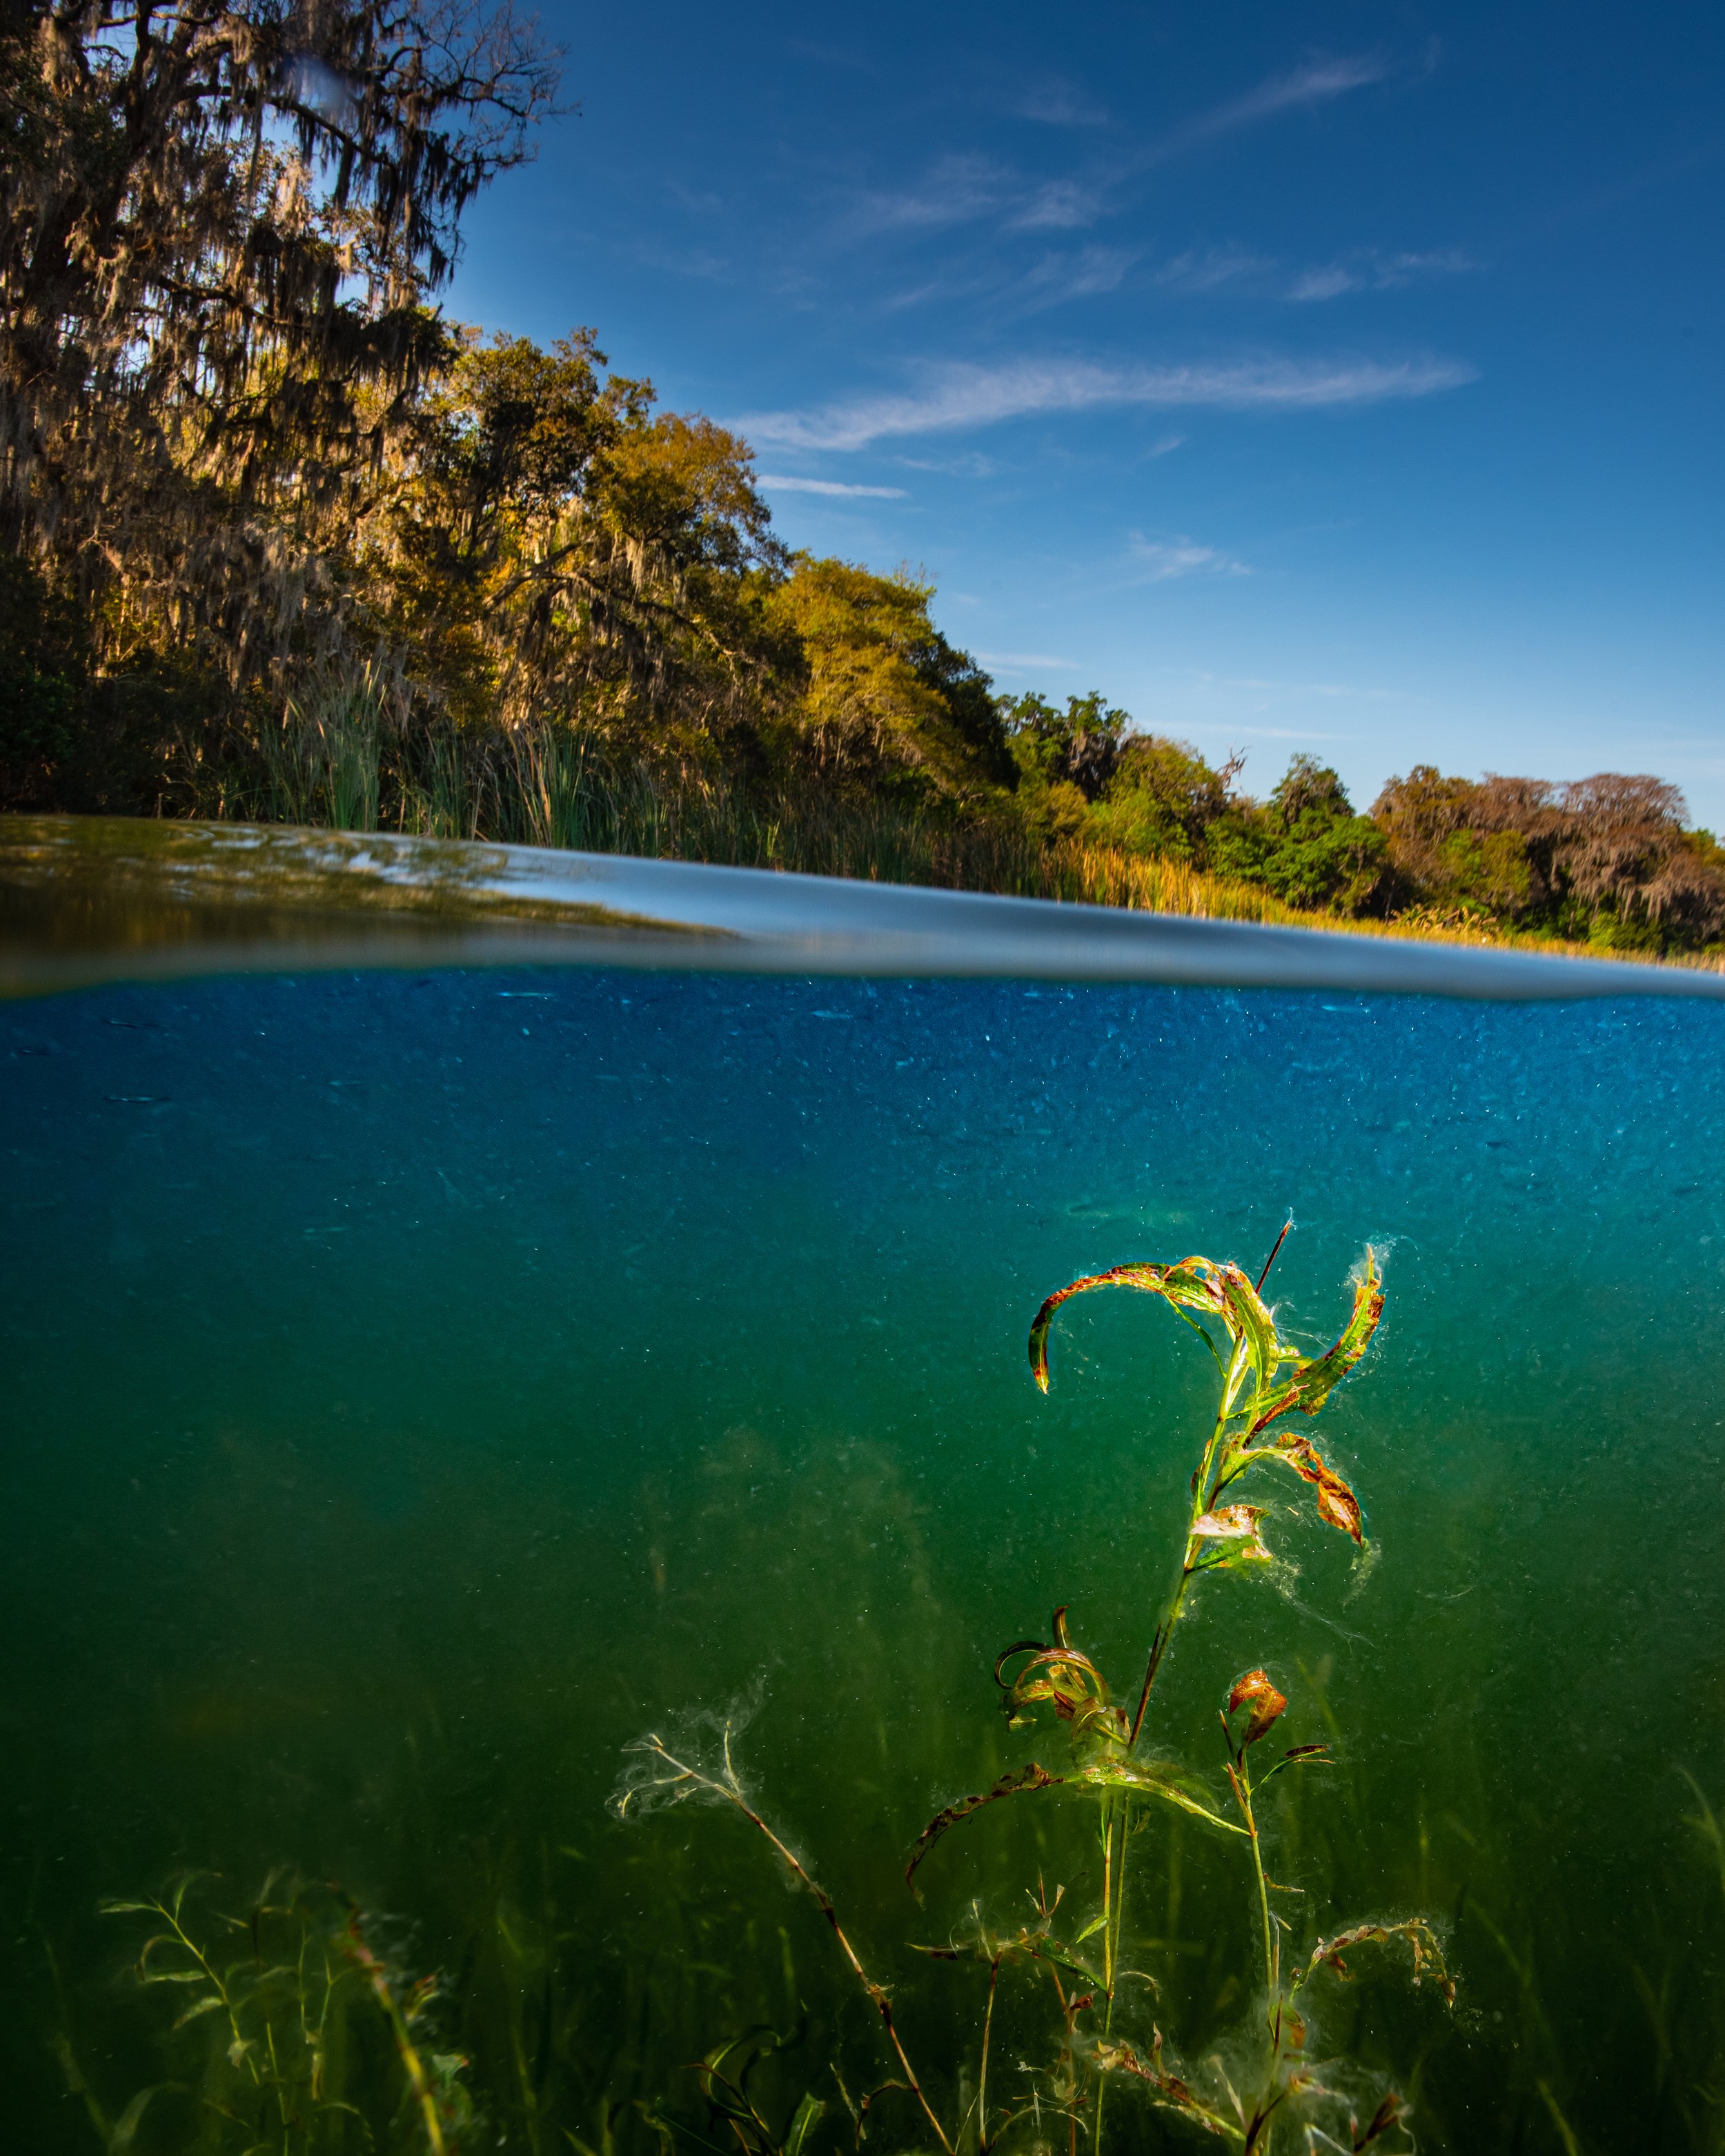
<box><xmin>2</xmin><ymin>0</ymin><xmax>1720</xmax><ymax>955</ymax></box>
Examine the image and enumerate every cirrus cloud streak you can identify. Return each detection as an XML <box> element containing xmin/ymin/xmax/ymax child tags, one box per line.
<box><xmin>740</xmin><ymin>353</ymin><xmax>1477</xmax><ymax>451</ymax></box>
<box><xmin>755</xmin><ymin>474</ymin><xmax>907</xmax><ymax>497</ymax></box>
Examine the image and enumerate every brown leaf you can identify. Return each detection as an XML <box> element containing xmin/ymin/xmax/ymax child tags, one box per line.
<box><xmin>1295</xmin><ymin>1919</ymin><xmax>1454</xmax><ymax>2007</ymax></box>
<box><xmin>1226</xmin><ymin>1670</ymin><xmax>1288</xmax><ymax>1748</ymax></box>
<box><xmin>1094</xmin><ymin>2035</ymin><xmax>1233</xmax><ymax>2138</ymax></box>
<box><xmin>1279</xmin><ymin>1436</ymin><xmax>1363</xmax><ymax>1543</ymax></box>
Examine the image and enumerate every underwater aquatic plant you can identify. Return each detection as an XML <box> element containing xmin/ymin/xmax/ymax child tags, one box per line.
<box><xmin>94</xmin><ymin>1235</ymin><xmax>1448</xmax><ymax>2153</ymax></box>
<box><xmin>93</xmin><ymin>1876</ymin><xmax>472</xmax><ymax>2155</ymax></box>
<box><xmin>615</xmin><ymin>1233</ymin><xmax>1452</xmax><ymax>2154</ymax></box>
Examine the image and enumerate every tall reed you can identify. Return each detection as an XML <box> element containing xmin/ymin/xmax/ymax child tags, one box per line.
<box><xmin>265</xmin><ymin>661</ymin><xmax>386</xmax><ymax>832</ymax></box>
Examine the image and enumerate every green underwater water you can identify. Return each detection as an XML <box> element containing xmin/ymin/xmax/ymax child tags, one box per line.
<box><xmin>4</xmin><ymin>966</ymin><xmax>1725</xmax><ymax>2152</ymax></box>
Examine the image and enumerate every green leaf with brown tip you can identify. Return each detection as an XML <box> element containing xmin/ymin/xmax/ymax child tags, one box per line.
<box><xmin>1249</xmin><ymin>1251</ymin><xmax>1385</xmax><ymax>1436</ymax></box>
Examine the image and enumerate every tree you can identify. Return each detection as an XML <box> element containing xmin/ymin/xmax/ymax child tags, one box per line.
<box><xmin>763</xmin><ymin>559</ymin><xmax>1003</xmax><ymax>798</ymax></box>
<box><xmin>1209</xmin><ymin>755</ymin><xmax>1390</xmax><ymax>915</ymax></box>
<box><xmin>1083</xmin><ymin>732</ymin><xmax>1230</xmax><ymax>862</ymax></box>
<box><xmin>1372</xmin><ymin>764</ymin><xmax>1725</xmax><ymax>944</ymax></box>
<box><xmin>1</xmin><ymin>0</ymin><xmax>560</xmax><ymax>669</ymax></box>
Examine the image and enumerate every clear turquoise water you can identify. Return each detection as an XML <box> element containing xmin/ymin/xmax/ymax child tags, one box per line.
<box><xmin>5</xmin><ymin>965</ymin><xmax>1725</xmax><ymax>2150</ymax></box>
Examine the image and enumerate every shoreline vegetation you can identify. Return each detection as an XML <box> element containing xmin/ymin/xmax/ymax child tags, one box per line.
<box><xmin>2</xmin><ymin>3</ymin><xmax>1721</xmax><ymax>971</ymax></box>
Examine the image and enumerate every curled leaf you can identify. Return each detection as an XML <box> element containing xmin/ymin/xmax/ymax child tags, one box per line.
<box><xmin>1192</xmin><ymin>1505</ymin><xmax>1263</xmax><ymax>1539</ymax></box>
<box><xmin>1028</xmin><ymin>1263</ymin><xmax>1194</xmax><ymax>1391</ymax></box>
<box><xmin>1027</xmin><ymin>1254</ymin><xmax>1300</xmax><ymax>1392</ymax></box>
<box><xmin>905</xmin><ymin>1763</ymin><xmax>1062</xmax><ymax>1887</ymax></box>
<box><xmin>1279</xmin><ymin>1436</ymin><xmax>1363</xmax><ymax>1543</ymax></box>
<box><xmin>1292</xmin><ymin>1919</ymin><xmax>1455</xmax><ymax>2008</ymax></box>
<box><xmin>995</xmin><ymin>1612</ymin><xmax>1127</xmax><ymax>1747</ymax></box>
<box><xmin>1248</xmin><ymin>1250</ymin><xmax>1384</xmax><ymax>1436</ymax></box>
<box><xmin>1191</xmin><ymin>1503</ymin><xmax>1274</xmax><ymax>1567</ymax></box>
<box><xmin>1225</xmin><ymin>1670</ymin><xmax>1288</xmax><ymax>1748</ymax></box>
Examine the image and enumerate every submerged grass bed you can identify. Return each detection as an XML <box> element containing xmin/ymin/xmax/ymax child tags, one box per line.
<box><xmin>8</xmin><ymin>967</ymin><xmax>1725</xmax><ymax>2154</ymax></box>
<box><xmin>78</xmin><ymin>1238</ymin><xmax>1452</xmax><ymax>2155</ymax></box>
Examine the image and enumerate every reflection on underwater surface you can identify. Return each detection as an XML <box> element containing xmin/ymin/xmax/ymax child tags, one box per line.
<box><xmin>4</xmin><ymin>962</ymin><xmax>1725</xmax><ymax>2150</ymax></box>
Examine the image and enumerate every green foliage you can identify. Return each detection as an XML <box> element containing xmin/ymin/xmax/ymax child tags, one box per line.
<box><xmin>1205</xmin><ymin>758</ymin><xmax>1392</xmax><ymax>916</ymax></box>
<box><xmin>762</xmin><ymin>558</ymin><xmax>1004</xmax><ymax>798</ymax></box>
<box><xmin>1083</xmin><ymin>733</ymin><xmax>1231</xmax><ymax>864</ymax></box>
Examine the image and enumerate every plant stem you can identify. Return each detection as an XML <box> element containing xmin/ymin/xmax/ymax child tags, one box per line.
<box><xmin>640</xmin><ymin>1741</ymin><xmax>956</xmax><ymax>2156</ymax></box>
<box><xmin>152</xmin><ymin>1896</ymin><xmax>259</xmax><ymax>2088</ymax></box>
<box><xmin>976</xmin><ymin>1953</ymin><xmax>1000</xmax><ymax>2154</ymax></box>
<box><xmin>1131</xmin><ymin>1363</ymin><xmax>1250</xmax><ymax>1747</ymax></box>
<box><xmin>1228</xmin><ymin>1755</ymin><xmax>1291</xmax><ymax>2156</ymax></box>
<box><xmin>1236</xmin><ymin>1763</ymin><xmax>1276</xmax><ymax>2012</ymax></box>
<box><xmin>344</xmin><ymin>1916</ymin><xmax>448</xmax><ymax>2156</ymax></box>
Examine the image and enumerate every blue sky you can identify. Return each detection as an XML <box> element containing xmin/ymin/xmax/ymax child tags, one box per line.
<box><xmin>446</xmin><ymin>0</ymin><xmax>1725</xmax><ymax>827</ymax></box>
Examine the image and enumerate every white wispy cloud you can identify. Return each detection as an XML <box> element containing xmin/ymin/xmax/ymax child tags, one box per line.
<box><xmin>844</xmin><ymin>57</ymin><xmax>1393</xmax><ymax>251</ymax></box>
<box><xmin>756</xmin><ymin>475</ymin><xmax>907</xmax><ymax>497</ymax></box>
<box><xmin>1130</xmin><ymin>534</ymin><xmax>1250</xmax><ymax>582</ymax></box>
<box><xmin>1154</xmin><ymin>246</ymin><xmax>1276</xmax><ymax>293</ymax></box>
<box><xmin>1009</xmin><ymin>177</ymin><xmax>1109</xmax><ymax>231</ymax></box>
<box><xmin>975</xmin><ymin>651</ymin><xmax>1083</xmax><ymax>670</ymax></box>
<box><xmin>1150</xmin><ymin>55</ymin><xmax>1393</xmax><ymax>161</ymax></box>
<box><xmin>1014</xmin><ymin>79</ymin><xmax>1110</xmax><ymax>127</ymax></box>
<box><xmin>849</xmin><ymin>152</ymin><xmax>1010</xmax><ymax>233</ymax></box>
<box><xmin>1012</xmin><ymin>245</ymin><xmax>1138</xmax><ymax>310</ymax></box>
<box><xmin>739</xmin><ymin>353</ymin><xmax>1477</xmax><ymax>451</ymax></box>
<box><xmin>1287</xmin><ymin>246</ymin><xmax>1475</xmax><ymax>301</ymax></box>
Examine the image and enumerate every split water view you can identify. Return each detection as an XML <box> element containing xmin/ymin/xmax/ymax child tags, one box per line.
<box><xmin>2</xmin><ymin>5</ymin><xmax>1722</xmax><ymax>2153</ymax></box>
